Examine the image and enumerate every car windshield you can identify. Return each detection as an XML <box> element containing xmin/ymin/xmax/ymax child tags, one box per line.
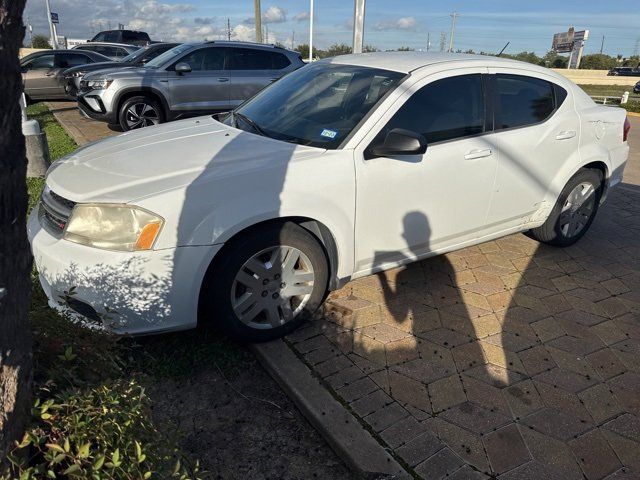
<box><xmin>144</xmin><ymin>44</ymin><xmax>192</xmax><ymax>68</ymax></box>
<box><xmin>225</xmin><ymin>62</ymin><xmax>405</xmax><ymax>149</ymax></box>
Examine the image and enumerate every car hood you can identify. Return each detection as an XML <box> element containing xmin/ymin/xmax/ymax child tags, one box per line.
<box><xmin>64</xmin><ymin>61</ymin><xmax>130</xmax><ymax>76</ymax></box>
<box><xmin>83</xmin><ymin>66</ymin><xmax>152</xmax><ymax>80</ymax></box>
<box><xmin>45</xmin><ymin>116</ymin><xmax>324</xmax><ymax>204</ymax></box>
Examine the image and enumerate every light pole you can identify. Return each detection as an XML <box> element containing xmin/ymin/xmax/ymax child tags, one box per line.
<box><xmin>254</xmin><ymin>0</ymin><xmax>262</xmax><ymax>43</ymax></box>
<box><xmin>353</xmin><ymin>0</ymin><xmax>366</xmax><ymax>54</ymax></box>
<box><xmin>309</xmin><ymin>0</ymin><xmax>314</xmax><ymax>61</ymax></box>
<box><xmin>44</xmin><ymin>0</ymin><xmax>57</xmax><ymax>49</ymax></box>
<box><xmin>448</xmin><ymin>12</ymin><xmax>458</xmax><ymax>53</ymax></box>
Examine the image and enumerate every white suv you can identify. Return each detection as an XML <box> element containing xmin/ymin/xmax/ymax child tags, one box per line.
<box><xmin>28</xmin><ymin>52</ymin><xmax>630</xmax><ymax>341</ymax></box>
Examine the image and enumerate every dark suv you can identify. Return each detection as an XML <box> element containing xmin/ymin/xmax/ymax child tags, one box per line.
<box><xmin>76</xmin><ymin>41</ymin><xmax>305</xmax><ymax>131</ymax></box>
<box><xmin>90</xmin><ymin>30</ymin><xmax>152</xmax><ymax>46</ymax></box>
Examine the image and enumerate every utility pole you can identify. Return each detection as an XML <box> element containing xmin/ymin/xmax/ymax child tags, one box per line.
<box><xmin>600</xmin><ymin>35</ymin><xmax>604</xmax><ymax>55</ymax></box>
<box><xmin>427</xmin><ymin>32</ymin><xmax>430</xmax><ymax>51</ymax></box>
<box><xmin>44</xmin><ymin>0</ymin><xmax>57</xmax><ymax>49</ymax></box>
<box><xmin>352</xmin><ymin>0</ymin><xmax>366</xmax><ymax>54</ymax></box>
<box><xmin>439</xmin><ymin>32</ymin><xmax>446</xmax><ymax>52</ymax></box>
<box><xmin>227</xmin><ymin>18</ymin><xmax>232</xmax><ymax>41</ymax></box>
<box><xmin>448</xmin><ymin>12</ymin><xmax>458</xmax><ymax>53</ymax></box>
<box><xmin>265</xmin><ymin>23</ymin><xmax>269</xmax><ymax>43</ymax></box>
<box><xmin>254</xmin><ymin>0</ymin><xmax>262</xmax><ymax>43</ymax></box>
<box><xmin>291</xmin><ymin>30</ymin><xmax>295</xmax><ymax>49</ymax></box>
<box><xmin>309</xmin><ymin>0</ymin><xmax>314</xmax><ymax>61</ymax></box>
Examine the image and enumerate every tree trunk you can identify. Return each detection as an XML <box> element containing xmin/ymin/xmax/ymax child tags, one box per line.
<box><xmin>0</xmin><ymin>0</ymin><xmax>33</xmax><ymax>462</ymax></box>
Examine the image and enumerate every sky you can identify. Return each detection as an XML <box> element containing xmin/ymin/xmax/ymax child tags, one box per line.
<box><xmin>23</xmin><ymin>0</ymin><xmax>640</xmax><ymax>57</ymax></box>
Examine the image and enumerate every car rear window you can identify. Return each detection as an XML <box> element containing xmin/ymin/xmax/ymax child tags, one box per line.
<box><xmin>494</xmin><ymin>74</ymin><xmax>556</xmax><ymax>130</ymax></box>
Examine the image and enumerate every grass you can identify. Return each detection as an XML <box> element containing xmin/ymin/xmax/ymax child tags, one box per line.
<box><xmin>26</xmin><ymin>102</ymin><xmax>77</xmax><ymax>161</ymax></box>
<box><xmin>4</xmin><ymin>103</ymin><xmax>252</xmax><ymax>479</ymax></box>
<box><xmin>578</xmin><ymin>85</ymin><xmax>640</xmax><ymax>113</ymax></box>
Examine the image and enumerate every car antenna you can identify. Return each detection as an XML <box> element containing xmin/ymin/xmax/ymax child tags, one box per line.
<box><xmin>497</xmin><ymin>42</ymin><xmax>510</xmax><ymax>57</ymax></box>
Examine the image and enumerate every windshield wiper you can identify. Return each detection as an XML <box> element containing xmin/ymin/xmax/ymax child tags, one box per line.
<box><xmin>234</xmin><ymin>112</ymin><xmax>268</xmax><ymax>138</ymax></box>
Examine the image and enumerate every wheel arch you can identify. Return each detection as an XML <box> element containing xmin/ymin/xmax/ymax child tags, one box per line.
<box><xmin>198</xmin><ymin>216</ymin><xmax>343</xmax><ymax>318</ymax></box>
<box><xmin>114</xmin><ymin>87</ymin><xmax>170</xmax><ymax>121</ymax></box>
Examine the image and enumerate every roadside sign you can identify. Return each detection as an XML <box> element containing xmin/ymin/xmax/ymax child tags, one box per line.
<box><xmin>50</xmin><ymin>12</ymin><xmax>59</xmax><ymax>24</ymax></box>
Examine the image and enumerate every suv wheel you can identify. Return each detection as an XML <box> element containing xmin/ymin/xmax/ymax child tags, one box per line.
<box><xmin>118</xmin><ymin>95</ymin><xmax>164</xmax><ymax>131</ymax></box>
<box><xmin>201</xmin><ymin>222</ymin><xmax>329</xmax><ymax>342</ymax></box>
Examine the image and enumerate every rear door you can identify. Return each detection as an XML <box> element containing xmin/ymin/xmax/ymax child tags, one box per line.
<box><xmin>23</xmin><ymin>53</ymin><xmax>57</xmax><ymax>99</ymax></box>
<box><xmin>485</xmin><ymin>71</ymin><xmax>578</xmax><ymax>229</ymax></box>
<box><xmin>228</xmin><ymin>48</ymin><xmax>291</xmax><ymax>107</ymax></box>
<box><xmin>165</xmin><ymin>46</ymin><xmax>230</xmax><ymax>112</ymax></box>
<box><xmin>53</xmin><ymin>52</ymin><xmax>94</xmax><ymax>97</ymax></box>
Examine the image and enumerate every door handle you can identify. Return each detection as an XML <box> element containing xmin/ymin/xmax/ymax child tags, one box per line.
<box><xmin>269</xmin><ymin>78</ymin><xmax>278</xmax><ymax>82</ymax></box>
<box><xmin>464</xmin><ymin>149</ymin><xmax>492</xmax><ymax>160</ymax></box>
<box><xmin>45</xmin><ymin>72</ymin><xmax>56</xmax><ymax>77</ymax></box>
<box><xmin>556</xmin><ymin>130</ymin><xmax>576</xmax><ymax>140</ymax></box>
<box><xmin>218</xmin><ymin>77</ymin><xmax>229</xmax><ymax>82</ymax></box>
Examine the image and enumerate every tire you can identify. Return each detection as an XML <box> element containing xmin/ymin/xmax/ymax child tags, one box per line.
<box><xmin>529</xmin><ymin>168</ymin><xmax>603</xmax><ymax>247</ymax></box>
<box><xmin>118</xmin><ymin>95</ymin><xmax>164</xmax><ymax>131</ymax></box>
<box><xmin>201</xmin><ymin>222</ymin><xmax>329</xmax><ymax>342</ymax></box>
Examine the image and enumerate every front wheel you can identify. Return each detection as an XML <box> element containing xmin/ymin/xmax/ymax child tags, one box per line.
<box><xmin>529</xmin><ymin>168</ymin><xmax>603</xmax><ymax>247</ymax></box>
<box><xmin>201</xmin><ymin>222</ymin><xmax>329</xmax><ymax>342</ymax></box>
<box><xmin>118</xmin><ymin>95</ymin><xmax>164</xmax><ymax>131</ymax></box>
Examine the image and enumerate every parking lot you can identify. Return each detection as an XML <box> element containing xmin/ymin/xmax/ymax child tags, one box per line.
<box><xmin>283</xmin><ymin>118</ymin><xmax>640</xmax><ymax>479</ymax></box>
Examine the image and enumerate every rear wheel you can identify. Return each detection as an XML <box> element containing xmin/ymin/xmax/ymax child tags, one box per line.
<box><xmin>201</xmin><ymin>222</ymin><xmax>329</xmax><ymax>342</ymax></box>
<box><xmin>118</xmin><ymin>95</ymin><xmax>164</xmax><ymax>131</ymax></box>
<box><xmin>529</xmin><ymin>168</ymin><xmax>603</xmax><ymax>247</ymax></box>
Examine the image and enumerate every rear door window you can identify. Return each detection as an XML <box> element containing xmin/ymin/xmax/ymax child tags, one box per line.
<box><xmin>27</xmin><ymin>54</ymin><xmax>55</xmax><ymax>69</ymax></box>
<box><xmin>56</xmin><ymin>53</ymin><xmax>91</xmax><ymax>68</ymax></box>
<box><xmin>375</xmin><ymin>74</ymin><xmax>486</xmax><ymax>144</ymax></box>
<box><xmin>229</xmin><ymin>48</ymin><xmax>283</xmax><ymax>70</ymax></box>
<box><xmin>123</xmin><ymin>31</ymin><xmax>150</xmax><ymax>43</ymax></box>
<box><xmin>494</xmin><ymin>74</ymin><xmax>556</xmax><ymax>130</ymax></box>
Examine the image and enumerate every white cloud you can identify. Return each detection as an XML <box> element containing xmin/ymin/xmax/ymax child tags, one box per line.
<box><xmin>24</xmin><ymin>0</ymin><xmax>224</xmax><ymax>42</ymax></box>
<box><xmin>231</xmin><ymin>24</ymin><xmax>278</xmax><ymax>44</ymax></box>
<box><xmin>293</xmin><ymin>11</ymin><xmax>309</xmax><ymax>23</ymax></box>
<box><xmin>263</xmin><ymin>6</ymin><xmax>287</xmax><ymax>24</ymax></box>
<box><xmin>375</xmin><ymin>16</ymin><xmax>418</xmax><ymax>31</ymax></box>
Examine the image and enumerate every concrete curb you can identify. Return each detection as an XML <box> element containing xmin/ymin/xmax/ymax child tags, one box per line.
<box><xmin>626</xmin><ymin>111</ymin><xmax>640</xmax><ymax>118</ymax></box>
<box><xmin>251</xmin><ymin>339</ymin><xmax>410</xmax><ymax>480</ymax></box>
<box><xmin>45</xmin><ymin>102</ymin><xmax>90</xmax><ymax>146</ymax></box>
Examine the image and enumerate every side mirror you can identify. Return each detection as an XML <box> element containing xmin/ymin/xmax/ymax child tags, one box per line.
<box><xmin>174</xmin><ymin>62</ymin><xmax>192</xmax><ymax>74</ymax></box>
<box><xmin>367</xmin><ymin>128</ymin><xmax>427</xmax><ymax>159</ymax></box>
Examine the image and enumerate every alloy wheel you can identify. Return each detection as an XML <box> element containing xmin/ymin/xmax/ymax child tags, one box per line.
<box><xmin>231</xmin><ymin>246</ymin><xmax>315</xmax><ymax>330</ymax></box>
<box><xmin>559</xmin><ymin>182</ymin><xmax>596</xmax><ymax>238</ymax></box>
<box><xmin>125</xmin><ymin>102</ymin><xmax>159</xmax><ymax>129</ymax></box>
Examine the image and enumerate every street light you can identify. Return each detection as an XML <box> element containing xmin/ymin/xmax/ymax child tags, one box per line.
<box><xmin>309</xmin><ymin>0</ymin><xmax>314</xmax><ymax>61</ymax></box>
<box><xmin>44</xmin><ymin>0</ymin><xmax>58</xmax><ymax>49</ymax></box>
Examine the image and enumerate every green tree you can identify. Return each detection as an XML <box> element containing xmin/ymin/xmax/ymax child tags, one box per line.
<box><xmin>294</xmin><ymin>43</ymin><xmax>320</xmax><ymax>60</ymax></box>
<box><xmin>31</xmin><ymin>34</ymin><xmax>51</xmax><ymax>49</ymax></box>
<box><xmin>541</xmin><ymin>50</ymin><xmax>568</xmax><ymax>68</ymax></box>
<box><xmin>363</xmin><ymin>44</ymin><xmax>378</xmax><ymax>53</ymax></box>
<box><xmin>396</xmin><ymin>46</ymin><xmax>414</xmax><ymax>51</ymax></box>
<box><xmin>322</xmin><ymin>43</ymin><xmax>352</xmax><ymax>58</ymax></box>
<box><xmin>0</xmin><ymin>0</ymin><xmax>33</xmax><ymax>463</ymax></box>
<box><xmin>579</xmin><ymin>53</ymin><xmax>617</xmax><ymax>70</ymax></box>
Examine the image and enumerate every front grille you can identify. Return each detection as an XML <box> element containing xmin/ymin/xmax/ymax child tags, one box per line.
<box><xmin>38</xmin><ymin>187</ymin><xmax>75</xmax><ymax>237</ymax></box>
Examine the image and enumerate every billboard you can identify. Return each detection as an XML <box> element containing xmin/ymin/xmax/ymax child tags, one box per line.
<box><xmin>552</xmin><ymin>27</ymin><xmax>589</xmax><ymax>69</ymax></box>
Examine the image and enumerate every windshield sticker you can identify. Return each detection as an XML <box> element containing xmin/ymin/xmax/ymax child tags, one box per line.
<box><xmin>320</xmin><ymin>129</ymin><xmax>338</xmax><ymax>139</ymax></box>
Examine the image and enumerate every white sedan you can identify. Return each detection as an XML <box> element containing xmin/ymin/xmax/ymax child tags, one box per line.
<box><xmin>28</xmin><ymin>52</ymin><xmax>630</xmax><ymax>341</ymax></box>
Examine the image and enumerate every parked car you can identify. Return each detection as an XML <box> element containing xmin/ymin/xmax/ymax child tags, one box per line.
<box><xmin>63</xmin><ymin>43</ymin><xmax>180</xmax><ymax>97</ymax></box>
<box><xmin>28</xmin><ymin>53</ymin><xmax>630</xmax><ymax>341</ymax></box>
<box><xmin>90</xmin><ymin>29</ymin><xmax>152</xmax><ymax>47</ymax></box>
<box><xmin>72</xmin><ymin>42</ymin><xmax>140</xmax><ymax>60</ymax></box>
<box><xmin>21</xmin><ymin>49</ymin><xmax>111</xmax><ymax>101</ymax></box>
<box><xmin>608</xmin><ymin>67</ymin><xmax>640</xmax><ymax>76</ymax></box>
<box><xmin>634</xmin><ymin>80</ymin><xmax>640</xmax><ymax>94</ymax></box>
<box><xmin>76</xmin><ymin>41</ymin><xmax>304</xmax><ymax>130</ymax></box>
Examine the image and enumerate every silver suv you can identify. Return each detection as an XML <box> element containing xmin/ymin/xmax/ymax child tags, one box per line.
<box><xmin>77</xmin><ymin>41</ymin><xmax>304</xmax><ymax>131</ymax></box>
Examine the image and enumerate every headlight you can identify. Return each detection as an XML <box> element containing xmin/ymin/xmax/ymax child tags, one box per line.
<box><xmin>86</xmin><ymin>79</ymin><xmax>113</xmax><ymax>90</ymax></box>
<box><xmin>63</xmin><ymin>204</ymin><xmax>163</xmax><ymax>251</ymax></box>
<box><xmin>71</xmin><ymin>71</ymin><xmax>85</xmax><ymax>78</ymax></box>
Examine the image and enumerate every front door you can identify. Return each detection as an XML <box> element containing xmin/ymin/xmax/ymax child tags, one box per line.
<box><xmin>353</xmin><ymin>69</ymin><xmax>499</xmax><ymax>275</ymax></box>
<box><xmin>23</xmin><ymin>53</ymin><xmax>58</xmax><ymax>99</ymax></box>
<box><xmin>166</xmin><ymin>46</ymin><xmax>230</xmax><ymax>112</ymax></box>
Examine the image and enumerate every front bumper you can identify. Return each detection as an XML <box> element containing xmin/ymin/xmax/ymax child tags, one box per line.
<box><xmin>77</xmin><ymin>92</ymin><xmax>118</xmax><ymax>124</ymax></box>
<box><xmin>28</xmin><ymin>205</ymin><xmax>221</xmax><ymax>335</ymax></box>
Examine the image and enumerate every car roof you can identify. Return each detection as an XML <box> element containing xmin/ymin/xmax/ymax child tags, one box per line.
<box><xmin>326</xmin><ymin>51</ymin><xmax>550</xmax><ymax>74</ymax></box>
<box><xmin>76</xmin><ymin>42</ymin><xmax>139</xmax><ymax>48</ymax></box>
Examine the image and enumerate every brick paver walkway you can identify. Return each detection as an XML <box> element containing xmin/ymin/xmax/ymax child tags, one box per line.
<box><xmin>287</xmin><ymin>181</ymin><xmax>640</xmax><ymax>479</ymax></box>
